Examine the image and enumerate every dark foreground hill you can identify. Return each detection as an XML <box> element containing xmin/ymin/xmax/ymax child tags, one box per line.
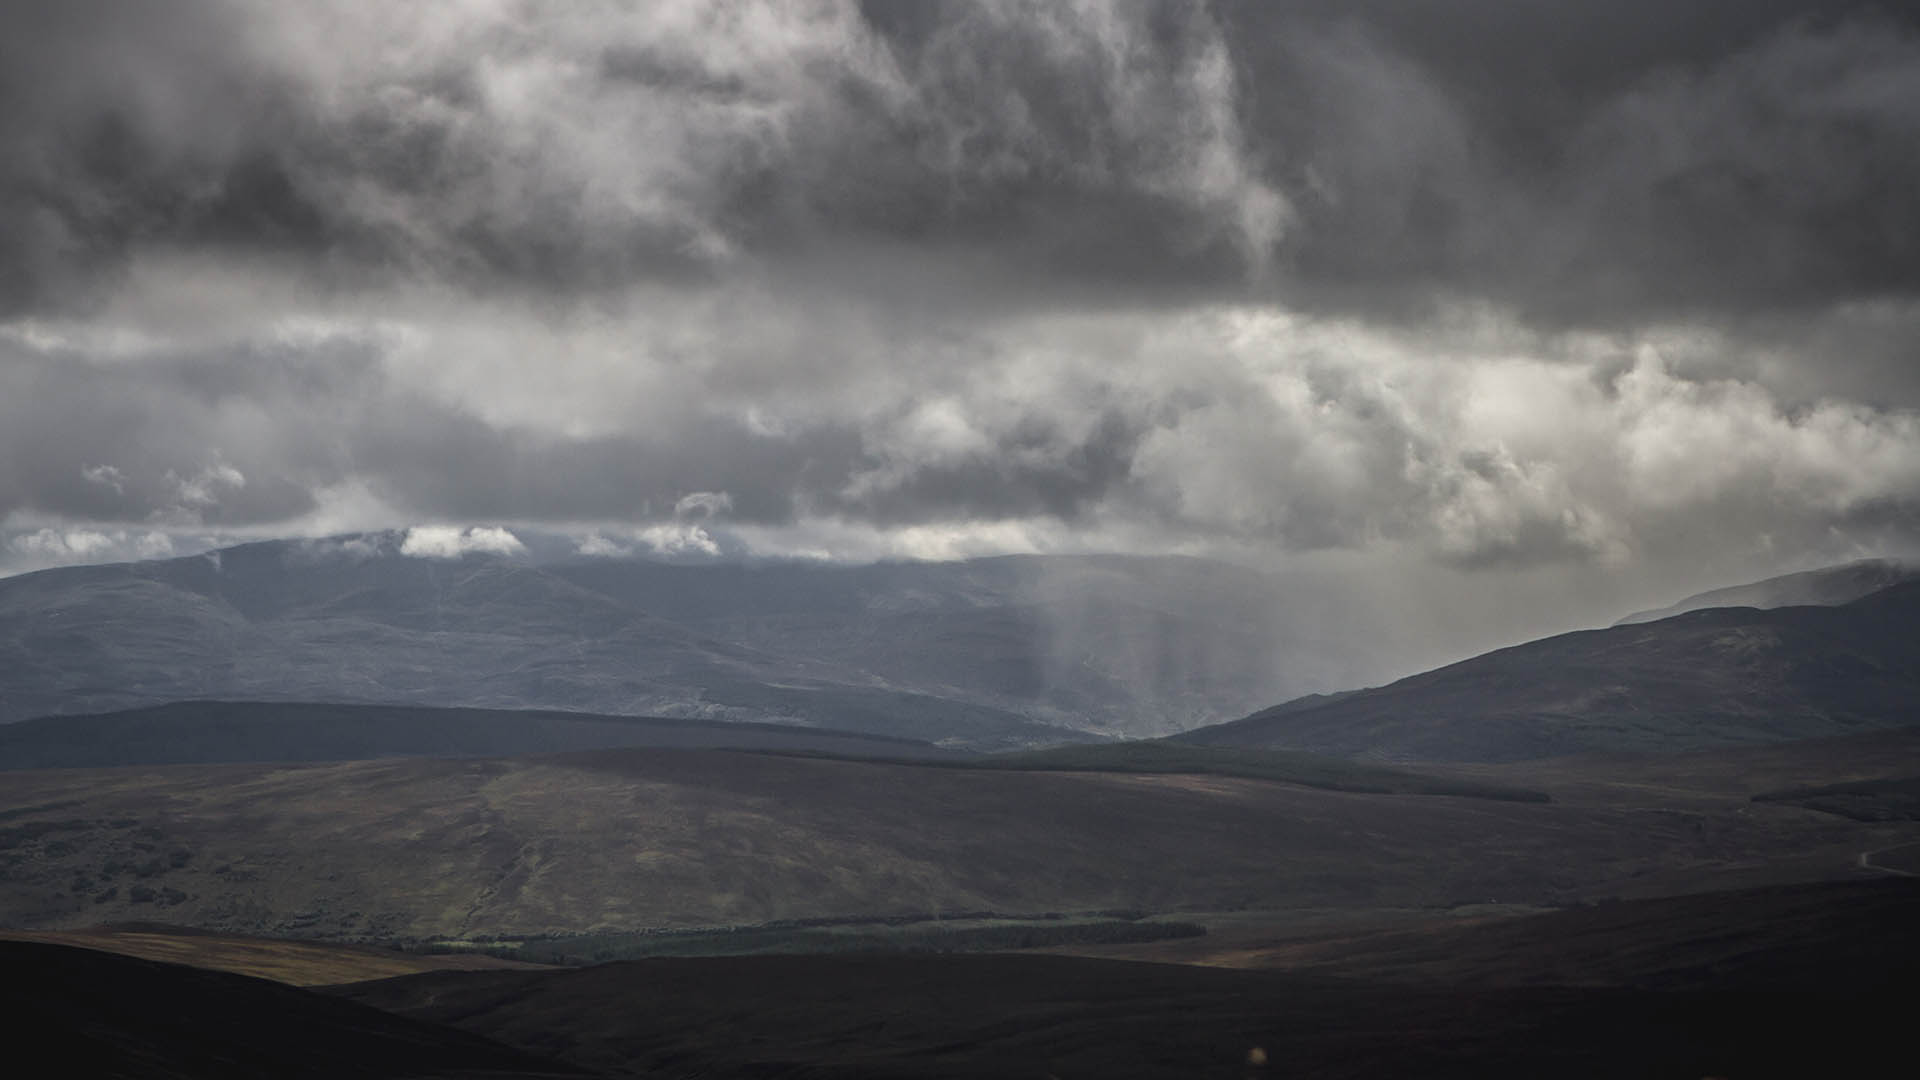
<box><xmin>332</xmin><ymin>924</ymin><xmax>1916</xmax><ymax>1079</ymax></box>
<box><xmin>1</xmin><ymin>940</ymin><xmax>581</xmax><ymax>1079</ymax></box>
<box><xmin>1159</xmin><ymin>877</ymin><xmax>1920</xmax><ymax>988</ymax></box>
<box><xmin>0</xmin><ymin>535</ymin><xmax>1307</xmax><ymax>743</ymax></box>
<box><xmin>0</xmin><ymin>700</ymin><xmax>959</xmax><ymax>770</ymax></box>
<box><xmin>15</xmin><ymin>877</ymin><xmax>1914</xmax><ymax>1078</ymax></box>
<box><xmin>1180</xmin><ymin>579</ymin><xmax>1920</xmax><ymax>761</ymax></box>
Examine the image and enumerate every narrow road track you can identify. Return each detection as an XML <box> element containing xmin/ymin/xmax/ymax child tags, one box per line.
<box><xmin>1857</xmin><ymin>841</ymin><xmax>1920</xmax><ymax>878</ymax></box>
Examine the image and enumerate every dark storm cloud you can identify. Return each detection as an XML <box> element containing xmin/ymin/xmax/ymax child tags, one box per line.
<box><xmin>0</xmin><ymin>331</ymin><xmax>341</xmax><ymax>526</ymax></box>
<box><xmin>1215</xmin><ymin>1</ymin><xmax>1920</xmax><ymax>329</ymax></box>
<box><xmin>0</xmin><ymin>0</ymin><xmax>261</xmax><ymax>313</ymax></box>
<box><xmin>0</xmin><ymin>0</ymin><xmax>1282</xmax><ymax>313</ymax></box>
<box><xmin>0</xmin><ymin>307</ymin><xmax>1139</xmax><ymax>543</ymax></box>
<box><xmin>353</xmin><ymin>403</ymin><xmax>866</xmax><ymax>527</ymax></box>
<box><xmin>0</xmin><ymin>323</ymin><xmax>876</xmax><ymax>531</ymax></box>
<box><xmin>7</xmin><ymin>0</ymin><xmax>1919</xmax><ymax>330</ymax></box>
<box><xmin>828</xmin><ymin>404</ymin><xmax>1144</xmax><ymax>526</ymax></box>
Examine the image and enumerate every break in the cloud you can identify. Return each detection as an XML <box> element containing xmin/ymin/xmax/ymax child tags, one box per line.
<box><xmin>3</xmin><ymin>0</ymin><xmax>1920</xmax><ymax>638</ymax></box>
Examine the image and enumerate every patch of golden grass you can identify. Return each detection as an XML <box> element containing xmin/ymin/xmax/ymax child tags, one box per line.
<box><xmin>0</xmin><ymin>927</ymin><xmax>545</xmax><ymax>986</ymax></box>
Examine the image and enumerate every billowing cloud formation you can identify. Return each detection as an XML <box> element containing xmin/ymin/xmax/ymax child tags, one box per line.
<box><xmin>3</xmin><ymin>0</ymin><xmax>1920</xmax><ymax>646</ymax></box>
<box><xmin>9</xmin><ymin>2</ymin><xmax>1918</xmax><ymax>327</ymax></box>
<box><xmin>0</xmin><ymin>0</ymin><xmax>1283</xmax><ymax>311</ymax></box>
<box><xmin>6</xmin><ymin>527</ymin><xmax>175</xmax><ymax>573</ymax></box>
<box><xmin>399</xmin><ymin>525</ymin><xmax>527</xmax><ymax>559</ymax></box>
<box><xmin>7</xmin><ymin>301</ymin><xmax>1912</xmax><ymax>578</ymax></box>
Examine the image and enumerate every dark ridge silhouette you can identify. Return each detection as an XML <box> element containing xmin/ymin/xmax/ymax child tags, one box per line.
<box><xmin>1180</xmin><ymin>579</ymin><xmax>1920</xmax><ymax>761</ymax></box>
<box><xmin>2</xmin><ymin>940</ymin><xmax>583</xmax><ymax>1078</ymax></box>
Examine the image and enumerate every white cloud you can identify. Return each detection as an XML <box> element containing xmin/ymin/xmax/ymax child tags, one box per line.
<box><xmin>574</xmin><ymin>532</ymin><xmax>633</xmax><ymax>557</ymax></box>
<box><xmin>164</xmin><ymin>461</ymin><xmax>247</xmax><ymax>515</ymax></box>
<box><xmin>634</xmin><ymin>523</ymin><xmax>721</xmax><ymax>557</ymax></box>
<box><xmin>398</xmin><ymin>525</ymin><xmax>527</xmax><ymax>558</ymax></box>
<box><xmin>5</xmin><ymin>527</ymin><xmax>175</xmax><ymax>572</ymax></box>
<box><xmin>81</xmin><ymin>464</ymin><xmax>126</xmax><ymax>494</ymax></box>
<box><xmin>672</xmin><ymin>491</ymin><xmax>733</xmax><ymax>520</ymax></box>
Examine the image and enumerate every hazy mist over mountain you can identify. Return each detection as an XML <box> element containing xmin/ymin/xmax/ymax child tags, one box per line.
<box><xmin>4</xmin><ymin>0</ymin><xmax>1920</xmax><ymax>675</ymax></box>
<box><xmin>0</xmin><ymin>535</ymin><xmax>1332</xmax><ymax>740</ymax></box>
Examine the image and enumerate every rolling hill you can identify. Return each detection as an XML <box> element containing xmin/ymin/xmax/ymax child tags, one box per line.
<box><xmin>0</xmin><ymin>740</ymin><xmax>1895</xmax><ymax>941</ymax></box>
<box><xmin>1178</xmin><ymin>579</ymin><xmax>1920</xmax><ymax>762</ymax></box>
<box><xmin>0</xmin><ymin>699</ymin><xmax>960</xmax><ymax>770</ymax></box>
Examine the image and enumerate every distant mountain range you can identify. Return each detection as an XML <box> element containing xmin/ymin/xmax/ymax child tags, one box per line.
<box><xmin>1613</xmin><ymin>558</ymin><xmax>1919</xmax><ymax>625</ymax></box>
<box><xmin>7</xmin><ymin>537</ymin><xmax>1917</xmax><ymax>761</ymax></box>
<box><xmin>1180</xmin><ymin>578</ymin><xmax>1920</xmax><ymax>761</ymax></box>
<box><xmin>0</xmin><ymin>535</ymin><xmax>1302</xmax><ymax>747</ymax></box>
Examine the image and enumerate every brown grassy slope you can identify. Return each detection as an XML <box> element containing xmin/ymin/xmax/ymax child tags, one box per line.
<box><xmin>0</xmin><ymin>923</ymin><xmax>550</xmax><ymax>985</ymax></box>
<box><xmin>0</xmin><ymin>746</ymin><xmax>1905</xmax><ymax>941</ymax></box>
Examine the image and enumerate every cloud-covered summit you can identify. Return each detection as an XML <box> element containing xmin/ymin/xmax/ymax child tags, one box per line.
<box><xmin>4</xmin><ymin>0</ymin><xmax>1920</xmax><ymax>645</ymax></box>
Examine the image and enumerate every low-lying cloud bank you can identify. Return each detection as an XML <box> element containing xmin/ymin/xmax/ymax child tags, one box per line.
<box><xmin>6</xmin><ymin>304</ymin><xmax>1914</xmax><ymax>578</ymax></box>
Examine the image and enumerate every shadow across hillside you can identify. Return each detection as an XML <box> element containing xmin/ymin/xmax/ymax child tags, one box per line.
<box><xmin>2</xmin><ymin>940</ymin><xmax>581</xmax><ymax>1079</ymax></box>
<box><xmin>334</xmin><ymin>935</ymin><xmax>1916</xmax><ymax>1079</ymax></box>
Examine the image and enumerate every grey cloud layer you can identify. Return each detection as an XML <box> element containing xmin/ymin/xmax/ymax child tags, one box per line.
<box><xmin>8</xmin><ymin>1</ymin><xmax>1919</xmax><ymax>323</ymax></box>
<box><xmin>8</xmin><ymin>302</ymin><xmax>1917</xmax><ymax>578</ymax></box>
<box><xmin>0</xmin><ymin>1</ymin><xmax>1281</xmax><ymax>312</ymax></box>
<box><xmin>3</xmin><ymin>1</ymin><xmax>1920</xmax><ymax>588</ymax></box>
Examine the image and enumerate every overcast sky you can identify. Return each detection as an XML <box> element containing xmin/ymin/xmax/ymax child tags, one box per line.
<box><xmin>4</xmin><ymin>0</ymin><xmax>1920</xmax><ymax>659</ymax></box>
